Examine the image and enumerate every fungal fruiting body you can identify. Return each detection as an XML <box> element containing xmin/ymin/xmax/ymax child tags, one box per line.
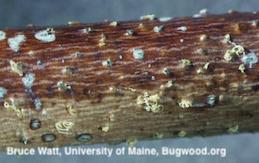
<box><xmin>61</xmin><ymin>66</ymin><xmax>76</xmax><ymax>75</ymax></box>
<box><xmin>200</xmin><ymin>34</ymin><xmax>208</xmax><ymax>41</ymax></box>
<box><xmin>193</xmin><ymin>8</ymin><xmax>208</xmax><ymax>17</ymax></box>
<box><xmin>224</xmin><ymin>45</ymin><xmax>245</xmax><ymax>62</ymax></box>
<box><xmin>153</xmin><ymin>25</ymin><xmax>164</xmax><ymax>33</ymax></box>
<box><xmin>159</xmin><ymin>17</ymin><xmax>172</xmax><ymax>22</ymax></box>
<box><xmin>137</xmin><ymin>92</ymin><xmax>163</xmax><ymax>113</ymax></box>
<box><xmin>22</xmin><ymin>73</ymin><xmax>35</xmax><ymax>89</ymax></box>
<box><xmin>162</xmin><ymin>67</ymin><xmax>172</xmax><ymax>76</ymax></box>
<box><xmin>57</xmin><ymin>81</ymin><xmax>71</xmax><ymax>91</ymax></box>
<box><xmin>228</xmin><ymin>125</ymin><xmax>239</xmax><ymax>134</ymax></box>
<box><xmin>238</xmin><ymin>64</ymin><xmax>246</xmax><ymax>73</ymax></box>
<box><xmin>176</xmin><ymin>26</ymin><xmax>187</xmax><ymax>32</ymax></box>
<box><xmin>102</xmin><ymin>59</ymin><xmax>113</xmax><ymax>68</ymax></box>
<box><xmin>203</xmin><ymin>62</ymin><xmax>210</xmax><ymax>70</ymax></box>
<box><xmin>8</xmin><ymin>34</ymin><xmax>26</xmax><ymax>52</ymax></box>
<box><xmin>179</xmin><ymin>98</ymin><xmax>193</xmax><ymax>108</ymax></box>
<box><xmin>98</xmin><ymin>34</ymin><xmax>106</xmax><ymax>47</ymax></box>
<box><xmin>67</xmin><ymin>21</ymin><xmax>80</xmax><ymax>25</ymax></box>
<box><xmin>251</xmin><ymin>20</ymin><xmax>259</xmax><ymax>27</ymax></box>
<box><xmin>223</xmin><ymin>34</ymin><xmax>232</xmax><ymax>43</ymax></box>
<box><xmin>126</xmin><ymin>137</ymin><xmax>138</xmax><ymax>147</ymax></box>
<box><xmin>4</xmin><ymin>98</ymin><xmax>25</xmax><ymax>118</ymax></box>
<box><xmin>80</xmin><ymin>27</ymin><xmax>92</xmax><ymax>34</ymax></box>
<box><xmin>76</xmin><ymin>133</ymin><xmax>93</xmax><ymax>142</ymax></box>
<box><xmin>241</xmin><ymin>52</ymin><xmax>258</xmax><ymax>68</ymax></box>
<box><xmin>223</xmin><ymin>34</ymin><xmax>245</xmax><ymax>61</ymax></box>
<box><xmin>55</xmin><ymin>120</ymin><xmax>74</xmax><ymax>135</ymax></box>
<box><xmin>153</xmin><ymin>132</ymin><xmax>164</xmax><ymax>139</ymax></box>
<box><xmin>100</xmin><ymin>123</ymin><xmax>110</xmax><ymax>132</ymax></box>
<box><xmin>33</xmin><ymin>98</ymin><xmax>42</xmax><ymax>111</ymax></box>
<box><xmin>109</xmin><ymin>21</ymin><xmax>118</xmax><ymax>27</ymax></box>
<box><xmin>19</xmin><ymin>137</ymin><xmax>30</xmax><ymax>145</ymax></box>
<box><xmin>41</xmin><ymin>133</ymin><xmax>56</xmax><ymax>143</ymax></box>
<box><xmin>30</xmin><ymin>118</ymin><xmax>41</xmax><ymax>130</ymax></box>
<box><xmin>165</xmin><ymin>80</ymin><xmax>174</xmax><ymax>88</ymax></box>
<box><xmin>9</xmin><ymin>60</ymin><xmax>24</xmax><ymax>76</ymax></box>
<box><xmin>34</xmin><ymin>28</ymin><xmax>56</xmax><ymax>42</ymax></box>
<box><xmin>232</xmin><ymin>45</ymin><xmax>245</xmax><ymax>56</ymax></box>
<box><xmin>194</xmin><ymin>48</ymin><xmax>208</xmax><ymax>55</ymax></box>
<box><xmin>0</xmin><ymin>31</ymin><xmax>6</xmax><ymax>41</ymax></box>
<box><xmin>178</xmin><ymin>130</ymin><xmax>187</xmax><ymax>137</ymax></box>
<box><xmin>199</xmin><ymin>9</ymin><xmax>208</xmax><ymax>16</ymax></box>
<box><xmin>66</xmin><ymin>104</ymin><xmax>77</xmax><ymax>116</ymax></box>
<box><xmin>0</xmin><ymin>87</ymin><xmax>7</xmax><ymax>99</ymax></box>
<box><xmin>140</xmin><ymin>14</ymin><xmax>155</xmax><ymax>20</ymax></box>
<box><xmin>17</xmin><ymin>130</ymin><xmax>31</xmax><ymax>145</ymax></box>
<box><xmin>180</xmin><ymin>59</ymin><xmax>192</xmax><ymax>69</ymax></box>
<box><xmin>224</xmin><ymin>50</ymin><xmax>235</xmax><ymax>61</ymax></box>
<box><xmin>132</xmin><ymin>48</ymin><xmax>144</xmax><ymax>60</ymax></box>
<box><xmin>138</xmin><ymin>23</ymin><xmax>145</xmax><ymax>29</ymax></box>
<box><xmin>207</xmin><ymin>95</ymin><xmax>217</xmax><ymax>107</ymax></box>
<box><xmin>125</xmin><ymin>29</ymin><xmax>134</xmax><ymax>36</ymax></box>
<box><xmin>196</xmin><ymin>68</ymin><xmax>204</xmax><ymax>74</ymax></box>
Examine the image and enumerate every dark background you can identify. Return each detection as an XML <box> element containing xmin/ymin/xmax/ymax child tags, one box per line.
<box><xmin>0</xmin><ymin>0</ymin><xmax>259</xmax><ymax>163</ymax></box>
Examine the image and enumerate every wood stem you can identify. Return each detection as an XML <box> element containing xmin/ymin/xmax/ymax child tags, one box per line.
<box><xmin>0</xmin><ymin>12</ymin><xmax>259</xmax><ymax>149</ymax></box>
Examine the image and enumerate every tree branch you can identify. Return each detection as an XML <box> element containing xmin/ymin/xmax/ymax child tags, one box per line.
<box><xmin>0</xmin><ymin>11</ymin><xmax>259</xmax><ymax>149</ymax></box>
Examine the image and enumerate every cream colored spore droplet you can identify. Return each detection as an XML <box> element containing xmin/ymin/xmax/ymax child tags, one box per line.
<box><xmin>55</xmin><ymin>120</ymin><xmax>74</xmax><ymax>135</ymax></box>
<box><xmin>153</xmin><ymin>25</ymin><xmax>164</xmax><ymax>33</ymax></box>
<box><xmin>102</xmin><ymin>58</ymin><xmax>113</xmax><ymax>68</ymax></box>
<box><xmin>140</xmin><ymin>14</ymin><xmax>155</xmax><ymax>20</ymax></box>
<box><xmin>79</xmin><ymin>27</ymin><xmax>92</xmax><ymax>34</ymax></box>
<box><xmin>178</xmin><ymin>98</ymin><xmax>193</xmax><ymax>108</ymax></box>
<box><xmin>180</xmin><ymin>59</ymin><xmax>192</xmax><ymax>69</ymax></box>
<box><xmin>0</xmin><ymin>31</ymin><xmax>6</xmax><ymax>41</ymax></box>
<box><xmin>109</xmin><ymin>21</ymin><xmax>118</xmax><ymax>27</ymax></box>
<box><xmin>98</xmin><ymin>33</ymin><xmax>106</xmax><ymax>47</ymax></box>
<box><xmin>132</xmin><ymin>48</ymin><xmax>144</xmax><ymax>60</ymax></box>
<box><xmin>35</xmin><ymin>28</ymin><xmax>56</xmax><ymax>42</ymax></box>
<box><xmin>178</xmin><ymin>130</ymin><xmax>187</xmax><ymax>137</ymax></box>
<box><xmin>200</xmin><ymin>34</ymin><xmax>208</xmax><ymax>41</ymax></box>
<box><xmin>100</xmin><ymin>123</ymin><xmax>110</xmax><ymax>132</ymax></box>
<box><xmin>8</xmin><ymin>34</ymin><xmax>26</xmax><ymax>52</ymax></box>
<box><xmin>228</xmin><ymin>125</ymin><xmax>239</xmax><ymax>134</ymax></box>
<box><xmin>57</xmin><ymin>81</ymin><xmax>71</xmax><ymax>91</ymax></box>
<box><xmin>127</xmin><ymin>137</ymin><xmax>138</xmax><ymax>147</ymax></box>
<box><xmin>177</xmin><ymin>26</ymin><xmax>187</xmax><ymax>32</ymax></box>
<box><xmin>158</xmin><ymin>17</ymin><xmax>172</xmax><ymax>22</ymax></box>
<box><xmin>61</xmin><ymin>66</ymin><xmax>76</xmax><ymax>75</ymax></box>
<box><xmin>137</xmin><ymin>92</ymin><xmax>163</xmax><ymax>113</ymax></box>
<box><xmin>223</xmin><ymin>34</ymin><xmax>232</xmax><ymax>43</ymax></box>
<box><xmin>22</xmin><ymin>73</ymin><xmax>35</xmax><ymax>89</ymax></box>
<box><xmin>9</xmin><ymin>60</ymin><xmax>24</xmax><ymax>76</ymax></box>
<box><xmin>238</xmin><ymin>64</ymin><xmax>246</xmax><ymax>73</ymax></box>
<box><xmin>0</xmin><ymin>87</ymin><xmax>7</xmax><ymax>98</ymax></box>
